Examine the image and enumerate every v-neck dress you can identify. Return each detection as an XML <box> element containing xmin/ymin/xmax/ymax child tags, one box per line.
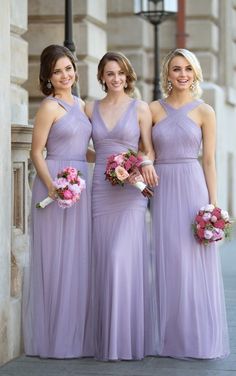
<box><xmin>150</xmin><ymin>99</ymin><xmax>229</xmax><ymax>358</ymax></box>
<box><xmin>91</xmin><ymin>99</ymin><xmax>153</xmax><ymax>360</ymax></box>
<box><xmin>23</xmin><ymin>96</ymin><xmax>93</xmax><ymax>358</ymax></box>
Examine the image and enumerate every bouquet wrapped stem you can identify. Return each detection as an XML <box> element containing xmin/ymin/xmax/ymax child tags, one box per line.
<box><xmin>36</xmin><ymin>197</ymin><xmax>54</xmax><ymax>209</ymax></box>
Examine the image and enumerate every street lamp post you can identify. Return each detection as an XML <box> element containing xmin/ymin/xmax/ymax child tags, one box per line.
<box><xmin>64</xmin><ymin>0</ymin><xmax>75</xmax><ymax>53</ymax></box>
<box><xmin>134</xmin><ymin>0</ymin><xmax>178</xmax><ymax>100</ymax></box>
<box><xmin>64</xmin><ymin>0</ymin><xmax>79</xmax><ymax>95</ymax></box>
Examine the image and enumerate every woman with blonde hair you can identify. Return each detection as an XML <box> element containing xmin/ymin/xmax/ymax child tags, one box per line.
<box><xmin>149</xmin><ymin>48</ymin><xmax>229</xmax><ymax>359</ymax></box>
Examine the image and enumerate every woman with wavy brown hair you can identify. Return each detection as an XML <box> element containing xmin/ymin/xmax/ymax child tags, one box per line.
<box><xmin>86</xmin><ymin>51</ymin><xmax>158</xmax><ymax>361</ymax></box>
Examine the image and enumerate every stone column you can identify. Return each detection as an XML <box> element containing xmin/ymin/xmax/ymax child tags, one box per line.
<box><xmin>10</xmin><ymin>0</ymin><xmax>30</xmax><ymax>360</ymax></box>
<box><xmin>186</xmin><ymin>0</ymin><xmax>236</xmax><ymax>216</ymax></box>
<box><xmin>74</xmin><ymin>0</ymin><xmax>107</xmax><ymax>99</ymax></box>
<box><xmin>0</xmin><ymin>0</ymin><xmax>11</xmax><ymax>365</ymax></box>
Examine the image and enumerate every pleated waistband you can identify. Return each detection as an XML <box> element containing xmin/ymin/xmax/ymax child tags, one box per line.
<box><xmin>46</xmin><ymin>155</ymin><xmax>86</xmax><ymax>162</ymax></box>
<box><xmin>155</xmin><ymin>158</ymin><xmax>198</xmax><ymax>165</ymax></box>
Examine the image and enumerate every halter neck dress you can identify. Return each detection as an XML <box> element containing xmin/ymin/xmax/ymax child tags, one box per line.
<box><xmin>150</xmin><ymin>99</ymin><xmax>229</xmax><ymax>358</ymax></box>
<box><xmin>23</xmin><ymin>96</ymin><xmax>93</xmax><ymax>358</ymax></box>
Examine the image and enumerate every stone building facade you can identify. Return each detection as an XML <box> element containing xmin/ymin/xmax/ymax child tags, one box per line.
<box><xmin>0</xmin><ymin>0</ymin><xmax>235</xmax><ymax>365</ymax></box>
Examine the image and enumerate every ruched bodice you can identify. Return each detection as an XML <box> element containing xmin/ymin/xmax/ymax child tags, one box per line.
<box><xmin>91</xmin><ymin>99</ymin><xmax>147</xmax><ymax>217</ymax></box>
<box><xmin>152</xmin><ymin>99</ymin><xmax>202</xmax><ymax>163</ymax></box>
<box><xmin>92</xmin><ymin>99</ymin><xmax>140</xmax><ymax>163</ymax></box>
<box><xmin>90</xmin><ymin>98</ymin><xmax>152</xmax><ymax>360</ymax></box>
<box><xmin>46</xmin><ymin>96</ymin><xmax>91</xmax><ymax>161</ymax></box>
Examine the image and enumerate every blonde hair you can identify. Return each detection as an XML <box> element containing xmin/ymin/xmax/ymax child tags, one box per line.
<box><xmin>160</xmin><ymin>48</ymin><xmax>203</xmax><ymax>99</ymax></box>
<box><xmin>97</xmin><ymin>51</ymin><xmax>137</xmax><ymax>95</ymax></box>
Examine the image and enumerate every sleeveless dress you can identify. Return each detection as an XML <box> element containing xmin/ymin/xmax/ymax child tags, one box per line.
<box><xmin>151</xmin><ymin>99</ymin><xmax>230</xmax><ymax>359</ymax></box>
<box><xmin>91</xmin><ymin>99</ymin><xmax>154</xmax><ymax>360</ymax></box>
<box><xmin>23</xmin><ymin>96</ymin><xmax>93</xmax><ymax>358</ymax></box>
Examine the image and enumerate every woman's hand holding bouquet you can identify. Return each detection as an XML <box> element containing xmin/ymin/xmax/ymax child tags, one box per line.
<box><xmin>105</xmin><ymin>149</ymin><xmax>154</xmax><ymax>198</ymax></box>
<box><xmin>36</xmin><ymin>166</ymin><xmax>86</xmax><ymax>209</ymax></box>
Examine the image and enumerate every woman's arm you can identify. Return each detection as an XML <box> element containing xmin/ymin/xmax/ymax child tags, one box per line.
<box><xmin>30</xmin><ymin>100</ymin><xmax>58</xmax><ymax>198</ymax></box>
<box><xmin>86</xmin><ymin>146</ymin><xmax>96</xmax><ymax>163</ymax></box>
<box><xmin>84</xmin><ymin>101</ymin><xmax>94</xmax><ymax>120</ymax></box>
<box><xmin>201</xmin><ymin>104</ymin><xmax>217</xmax><ymax>206</ymax></box>
<box><xmin>137</xmin><ymin>100</ymin><xmax>158</xmax><ymax>187</ymax></box>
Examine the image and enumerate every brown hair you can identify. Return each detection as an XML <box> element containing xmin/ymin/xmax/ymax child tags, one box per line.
<box><xmin>97</xmin><ymin>51</ymin><xmax>137</xmax><ymax>95</ymax></box>
<box><xmin>39</xmin><ymin>44</ymin><xmax>78</xmax><ymax>96</ymax></box>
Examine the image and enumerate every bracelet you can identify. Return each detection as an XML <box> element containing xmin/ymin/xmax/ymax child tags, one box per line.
<box><xmin>140</xmin><ymin>159</ymin><xmax>154</xmax><ymax>167</ymax></box>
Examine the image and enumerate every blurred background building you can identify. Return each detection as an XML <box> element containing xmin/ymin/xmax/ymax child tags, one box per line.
<box><xmin>0</xmin><ymin>0</ymin><xmax>235</xmax><ymax>365</ymax></box>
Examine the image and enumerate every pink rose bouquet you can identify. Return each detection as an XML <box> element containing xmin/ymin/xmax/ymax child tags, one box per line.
<box><xmin>192</xmin><ymin>204</ymin><xmax>232</xmax><ymax>245</ymax></box>
<box><xmin>105</xmin><ymin>149</ymin><xmax>153</xmax><ymax>198</ymax></box>
<box><xmin>36</xmin><ymin>166</ymin><xmax>86</xmax><ymax>209</ymax></box>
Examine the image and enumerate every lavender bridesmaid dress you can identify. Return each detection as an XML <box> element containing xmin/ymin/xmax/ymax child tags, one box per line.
<box><xmin>151</xmin><ymin>99</ymin><xmax>230</xmax><ymax>358</ymax></box>
<box><xmin>23</xmin><ymin>97</ymin><xmax>93</xmax><ymax>358</ymax></box>
<box><xmin>91</xmin><ymin>99</ymin><xmax>154</xmax><ymax>360</ymax></box>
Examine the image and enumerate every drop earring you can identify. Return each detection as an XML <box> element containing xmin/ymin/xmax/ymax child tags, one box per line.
<box><xmin>46</xmin><ymin>80</ymin><xmax>52</xmax><ymax>89</ymax></box>
<box><xmin>101</xmin><ymin>81</ymin><xmax>107</xmax><ymax>91</ymax></box>
<box><xmin>124</xmin><ymin>82</ymin><xmax>128</xmax><ymax>89</ymax></box>
<box><xmin>167</xmin><ymin>80</ymin><xmax>172</xmax><ymax>92</ymax></box>
<box><xmin>190</xmin><ymin>80</ymin><xmax>196</xmax><ymax>91</ymax></box>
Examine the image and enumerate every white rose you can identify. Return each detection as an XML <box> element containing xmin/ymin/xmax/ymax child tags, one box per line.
<box><xmin>204</xmin><ymin>204</ymin><xmax>215</xmax><ymax>212</ymax></box>
<box><xmin>221</xmin><ymin>210</ymin><xmax>229</xmax><ymax>221</ymax></box>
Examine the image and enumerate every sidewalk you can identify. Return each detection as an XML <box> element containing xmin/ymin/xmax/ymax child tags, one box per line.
<box><xmin>0</xmin><ymin>230</ymin><xmax>235</xmax><ymax>376</ymax></box>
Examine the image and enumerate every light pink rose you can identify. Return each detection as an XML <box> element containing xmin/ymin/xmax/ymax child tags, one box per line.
<box><xmin>114</xmin><ymin>154</ymin><xmax>125</xmax><ymax>165</ymax></box>
<box><xmin>115</xmin><ymin>166</ymin><xmax>129</xmax><ymax>181</ymax></box>
<box><xmin>68</xmin><ymin>184</ymin><xmax>81</xmax><ymax>194</ymax></box>
<box><xmin>54</xmin><ymin>177</ymin><xmax>68</xmax><ymax>189</ymax></box>
<box><xmin>212</xmin><ymin>228</ymin><xmax>224</xmax><ymax>241</ymax></box>
<box><xmin>202</xmin><ymin>212</ymin><xmax>212</xmax><ymax>221</ymax></box>
<box><xmin>210</xmin><ymin>215</ymin><xmax>217</xmax><ymax>223</ymax></box>
<box><xmin>204</xmin><ymin>229</ymin><xmax>213</xmax><ymax>240</ymax></box>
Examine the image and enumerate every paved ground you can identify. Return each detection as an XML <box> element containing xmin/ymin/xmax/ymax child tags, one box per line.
<box><xmin>0</xmin><ymin>227</ymin><xmax>235</xmax><ymax>376</ymax></box>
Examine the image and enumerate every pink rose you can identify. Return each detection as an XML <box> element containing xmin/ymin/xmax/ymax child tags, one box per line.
<box><xmin>197</xmin><ymin>228</ymin><xmax>205</xmax><ymax>239</ymax></box>
<box><xmin>214</xmin><ymin>219</ymin><xmax>225</xmax><ymax>229</ymax></box>
<box><xmin>63</xmin><ymin>189</ymin><xmax>73</xmax><ymax>199</ymax></box>
<box><xmin>212</xmin><ymin>208</ymin><xmax>221</xmax><ymax>219</ymax></box>
<box><xmin>115</xmin><ymin>166</ymin><xmax>129</xmax><ymax>181</ymax></box>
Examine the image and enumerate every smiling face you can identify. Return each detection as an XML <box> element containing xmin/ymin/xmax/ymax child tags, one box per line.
<box><xmin>168</xmin><ymin>55</ymin><xmax>195</xmax><ymax>92</ymax></box>
<box><xmin>50</xmin><ymin>56</ymin><xmax>76</xmax><ymax>92</ymax></box>
<box><xmin>102</xmin><ymin>60</ymin><xmax>127</xmax><ymax>94</ymax></box>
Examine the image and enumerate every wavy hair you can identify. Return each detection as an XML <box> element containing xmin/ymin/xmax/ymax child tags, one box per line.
<box><xmin>97</xmin><ymin>51</ymin><xmax>137</xmax><ymax>95</ymax></box>
<box><xmin>39</xmin><ymin>44</ymin><xmax>78</xmax><ymax>96</ymax></box>
<box><xmin>160</xmin><ymin>48</ymin><xmax>203</xmax><ymax>99</ymax></box>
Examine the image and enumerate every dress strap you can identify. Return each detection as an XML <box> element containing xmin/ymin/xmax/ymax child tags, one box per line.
<box><xmin>158</xmin><ymin>99</ymin><xmax>173</xmax><ymax>115</ymax></box>
<box><xmin>46</xmin><ymin>96</ymin><xmax>73</xmax><ymax>112</ymax></box>
<box><xmin>184</xmin><ymin>99</ymin><xmax>204</xmax><ymax>113</ymax></box>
